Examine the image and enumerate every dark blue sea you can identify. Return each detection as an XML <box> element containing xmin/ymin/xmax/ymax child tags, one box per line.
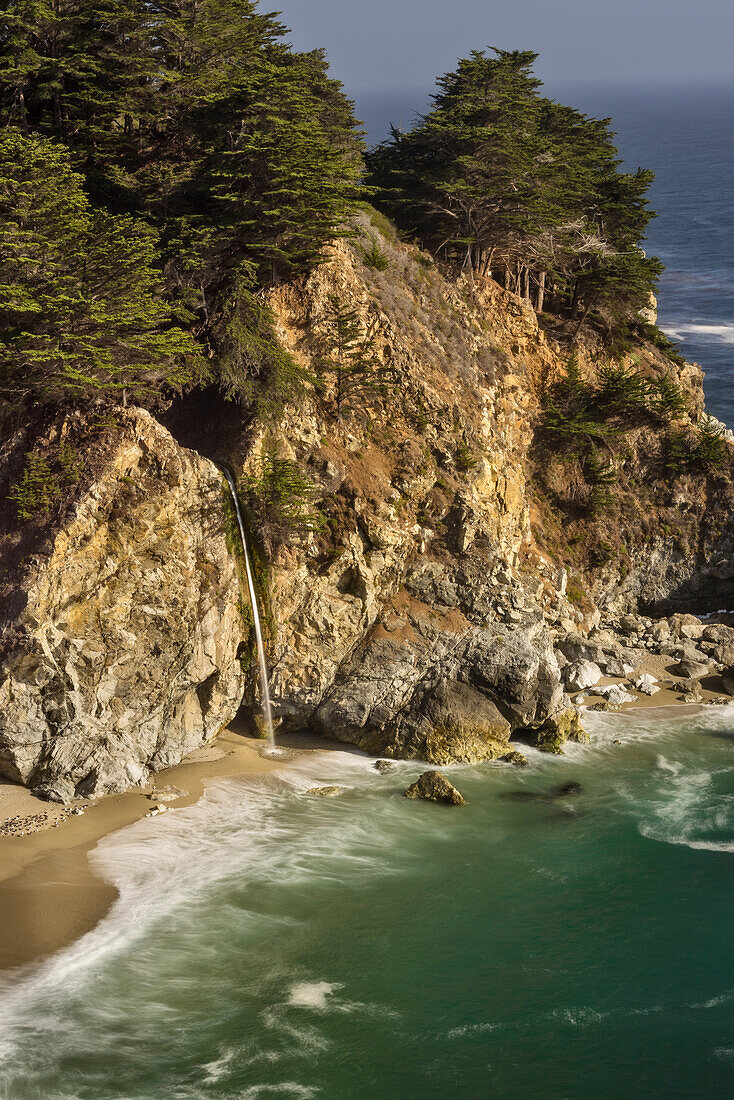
<box><xmin>358</xmin><ymin>82</ymin><xmax>734</xmax><ymax>424</ymax></box>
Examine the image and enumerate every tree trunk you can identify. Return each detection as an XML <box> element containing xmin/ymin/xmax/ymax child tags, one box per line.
<box><xmin>536</xmin><ymin>271</ymin><xmax>546</xmax><ymax>314</ymax></box>
<box><xmin>522</xmin><ymin>267</ymin><xmax>530</xmax><ymax>300</ymax></box>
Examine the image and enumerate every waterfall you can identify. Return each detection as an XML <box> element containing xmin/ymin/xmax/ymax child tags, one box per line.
<box><xmin>222</xmin><ymin>468</ymin><xmax>275</xmax><ymax>750</ymax></box>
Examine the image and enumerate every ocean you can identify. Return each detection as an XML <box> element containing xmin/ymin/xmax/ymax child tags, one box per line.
<box><xmin>1</xmin><ymin>712</ymin><xmax>733</xmax><ymax>1098</ymax></box>
<box><xmin>358</xmin><ymin>82</ymin><xmax>734</xmax><ymax>425</ymax></box>
<box><xmin>1</xmin><ymin>85</ymin><xmax>734</xmax><ymax>1099</ymax></box>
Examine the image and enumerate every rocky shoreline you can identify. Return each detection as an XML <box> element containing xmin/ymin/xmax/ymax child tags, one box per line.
<box><xmin>1</xmin><ymin>215</ymin><xmax>734</xmax><ymax>803</ymax></box>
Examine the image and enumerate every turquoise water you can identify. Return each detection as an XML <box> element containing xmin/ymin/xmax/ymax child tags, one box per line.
<box><xmin>1</xmin><ymin>709</ymin><xmax>733</xmax><ymax>1098</ymax></box>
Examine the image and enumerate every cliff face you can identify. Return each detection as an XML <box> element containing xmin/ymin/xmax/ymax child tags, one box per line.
<box><xmin>2</xmin><ymin>211</ymin><xmax>734</xmax><ymax>797</ymax></box>
<box><xmin>0</xmin><ymin>409</ymin><xmax>245</xmax><ymax>801</ymax></box>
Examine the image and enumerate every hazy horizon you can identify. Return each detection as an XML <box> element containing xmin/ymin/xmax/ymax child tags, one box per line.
<box><xmin>278</xmin><ymin>0</ymin><xmax>734</xmax><ymax>94</ymax></box>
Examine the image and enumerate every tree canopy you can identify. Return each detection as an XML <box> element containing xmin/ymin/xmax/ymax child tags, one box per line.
<box><xmin>0</xmin><ymin>0</ymin><xmax>363</xmax><ymax>420</ymax></box>
<box><xmin>366</xmin><ymin>49</ymin><xmax>661</xmax><ymax>334</ymax></box>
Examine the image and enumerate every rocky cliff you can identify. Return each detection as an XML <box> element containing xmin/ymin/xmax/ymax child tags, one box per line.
<box><xmin>0</xmin><ymin>409</ymin><xmax>244</xmax><ymax>801</ymax></box>
<box><xmin>2</xmin><ymin>209</ymin><xmax>734</xmax><ymax>797</ymax></box>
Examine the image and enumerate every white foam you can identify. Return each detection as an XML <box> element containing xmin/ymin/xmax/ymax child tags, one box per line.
<box><xmin>239</xmin><ymin>1085</ymin><xmax>320</xmax><ymax>1098</ymax></box>
<box><xmin>665</xmin><ymin>321</ymin><xmax>734</xmax><ymax>344</ymax></box>
<box><xmin>447</xmin><ymin>1021</ymin><xmax>503</xmax><ymax>1038</ymax></box>
<box><xmin>287</xmin><ymin>981</ymin><xmax>342</xmax><ymax>1010</ymax></box>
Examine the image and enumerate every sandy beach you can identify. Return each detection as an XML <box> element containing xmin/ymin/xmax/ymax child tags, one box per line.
<box><xmin>0</xmin><ymin>729</ymin><xmax>295</xmax><ymax>973</ymax></box>
<box><xmin>0</xmin><ymin>658</ymin><xmax>730</xmax><ymax>977</ymax></box>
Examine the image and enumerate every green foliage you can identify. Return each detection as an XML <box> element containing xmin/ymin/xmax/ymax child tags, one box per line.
<box><xmin>8</xmin><ymin>441</ymin><xmax>83</xmax><ymax>521</ymax></box>
<box><xmin>0</xmin><ymin>128</ymin><xmax>203</xmax><ymax>416</ymax></box>
<box><xmin>454</xmin><ymin>440</ymin><xmax>478</xmax><ymax>471</ymax></box>
<box><xmin>360</xmin><ymin>236</ymin><xmax>389</xmax><ymax>271</ymax></box>
<box><xmin>367</xmin><ymin>48</ymin><xmax>661</xmax><ymax>333</ymax></box>
<box><xmin>213</xmin><ymin>266</ymin><xmax>315</xmax><ymax>417</ymax></box>
<box><xmin>693</xmin><ymin>416</ymin><xmax>729</xmax><ymax>471</ymax></box>
<box><xmin>315</xmin><ymin>296</ymin><xmax>393</xmax><ymax>418</ymax></box>
<box><xmin>594</xmin><ymin>363</ymin><xmax>651</xmax><ymax>416</ymax></box>
<box><xmin>246</xmin><ymin>439</ymin><xmax>325</xmax><ymax>536</ymax></box>
<box><xmin>648</xmin><ymin>373</ymin><xmax>687</xmax><ymax>421</ymax></box>
<box><xmin>0</xmin><ymin>1</ymin><xmax>363</xmax><ymax>423</ymax></box>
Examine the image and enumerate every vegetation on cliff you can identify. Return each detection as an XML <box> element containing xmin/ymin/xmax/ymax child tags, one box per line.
<box><xmin>366</xmin><ymin>49</ymin><xmax>661</xmax><ymax>337</ymax></box>
<box><xmin>0</xmin><ymin>0</ymin><xmax>362</xmax><ymax>425</ymax></box>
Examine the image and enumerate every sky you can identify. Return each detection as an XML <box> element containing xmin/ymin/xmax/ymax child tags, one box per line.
<box><xmin>277</xmin><ymin>0</ymin><xmax>734</xmax><ymax>94</ymax></box>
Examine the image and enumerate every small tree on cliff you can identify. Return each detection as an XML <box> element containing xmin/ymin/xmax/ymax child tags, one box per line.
<box><xmin>316</xmin><ymin>296</ymin><xmax>392</xmax><ymax>419</ymax></box>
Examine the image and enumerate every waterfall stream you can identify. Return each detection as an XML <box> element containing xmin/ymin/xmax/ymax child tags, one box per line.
<box><xmin>222</xmin><ymin>467</ymin><xmax>275</xmax><ymax>750</ymax></box>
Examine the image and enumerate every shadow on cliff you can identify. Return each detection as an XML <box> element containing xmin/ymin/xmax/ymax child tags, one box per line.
<box><xmin>159</xmin><ymin>386</ymin><xmax>254</xmax><ymax>468</ymax></box>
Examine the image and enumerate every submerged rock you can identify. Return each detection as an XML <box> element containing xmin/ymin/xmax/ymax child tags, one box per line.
<box><xmin>306</xmin><ymin>786</ymin><xmax>348</xmax><ymax>797</ymax></box>
<box><xmin>374</xmin><ymin>760</ymin><xmax>395</xmax><ymax>773</ymax></box>
<box><xmin>404</xmin><ymin>770</ymin><xmax>465</xmax><ymax>806</ymax></box>
<box><xmin>500</xmin><ymin>750</ymin><xmax>529</xmax><ymax>767</ymax></box>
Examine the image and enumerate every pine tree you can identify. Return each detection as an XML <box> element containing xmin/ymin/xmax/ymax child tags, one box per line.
<box><xmin>0</xmin><ymin>128</ymin><xmax>202</xmax><ymax>415</ymax></box>
<box><xmin>316</xmin><ymin>296</ymin><xmax>392</xmax><ymax>418</ymax></box>
<box><xmin>367</xmin><ymin>48</ymin><xmax>661</xmax><ymax>335</ymax></box>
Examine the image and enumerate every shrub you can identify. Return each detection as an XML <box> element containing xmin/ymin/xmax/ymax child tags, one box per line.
<box><xmin>649</xmin><ymin>373</ymin><xmax>688</xmax><ymax>421</ymax></box>
<box><xmin>361</xmin><ymin>236</ymin><xmax>390</xmax><ymax>271</ymax></box>
<box><xmin>454</xmin><ymin>440</ymin><xmax>478</xmax><ymax>472</ymax></box>
<box><xmin>692</xmin><ymin>416</ymin><xmax>729</xmax><ymax>470</ymax></box>
<box><xmin>246</xmin><ymin>440</ymin><xmax>326</xmax><ymax>537</ymax></box>
<box><xmin>8</xmin><ymin>443</ymin><xmax>84</xmax><ymax>521</ymax></box>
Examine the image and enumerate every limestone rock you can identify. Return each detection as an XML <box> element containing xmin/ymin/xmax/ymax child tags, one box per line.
<box><xmin>721</xmin><ymin>665</ymin><xmax>734</xmax><ymax>695</ymax></box>
<box><xmin>632</xmin><ymin>673</ymin><xmax>660</xmax><ymax>696</ymax></box>
<box><xmin>500</xmin><ymin>750</ymin><xmax>529</xmax><ymax>766</ymax></box>
<box><xmin>596</xmin><ymin>684</ymin><xmax>635</xmax><ymax>706</ymax></box>
<box><xmin>0</xmin><ymin>409</ymin><xmax>245</xmax><ymax>801</ymax></box>
<box><xmin>404</xmin><ymin>770</ymin><xmax>465</xmax><ymax>805</ymax></box>
<box><xmin>564</xmin><ymin>660</ymin><xmax>602</xmax><ymax>692</ymax></box>
<box><xmin>528</xmin><ymin>709</ymin><xmax>589</xmax><ymax>755</ymax></box>
<box><xmin>673</xmin><ymin>658</ymin><xmax>711</xmax><ymax>680</ymax></box>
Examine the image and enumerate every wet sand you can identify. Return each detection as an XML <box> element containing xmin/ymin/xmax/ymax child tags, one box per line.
<box><xmin>0</xmin><ymin>731</ymin><xmax>293</xmax><ymax>973</ymax></box>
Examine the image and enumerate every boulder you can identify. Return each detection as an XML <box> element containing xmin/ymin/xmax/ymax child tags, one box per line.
<box><xmin>632</xmin><ymin>673</ymin><xmax>660</xmax><ymax>696</ymax></box>
<box><xmin>314</xmin><ymin>617</ymin><xmax>563</xmax><ymax>764</ymax></box>
<box><xmin>619</xmin><ymin>613</ymin><xmax>644</xmax><ymax>636</ymax></box>
<box><xmin>564</xmin><ymin>660</ymin><xmax>603</xmax><ymax>693</ymax></box>
<box><xmin>703</xmin><ymin>624</ymin><xmax>734</xmax><ymax>647</ymax></box>
<box><xmin>527</xmin><ymin>708</ymin><xmax>589</xmax><ymax>755</ymax></box>
<box><xmin>500</xmin><ymin>750</ymin><xmax>529</xmax><ymax>767</ymax></box>
<box><xmin>721</xmin><ymin>666</ymin><xmax>734</xmax><ymax>696</ymax></box>
<box><xmin>603</xmin><ymin>657</ymin><xmax>635</xmax><ymax>678</ymax></box>
<box><xmin>709</xmin><ymin>643</ymin><xmax>734</xmax><ymax>667</ymax></box>
<box><xmin>595</xmin><ymin>684</ymin><xmax>635</xmax><ymax>706</ymax></box>
<box><xmin>404</xmin><ymin>771</ymin><xmax>465</xmax><ymax>805</ymax></box>
<box><xmin>374</xmin><ymin>760</ymin><xmax>395</xmax><ymax>774</ymax></box>
<box><xmin>673</xmin><ymin>659</ymin><xmax>710</xmax><ymax>680</ymax></box>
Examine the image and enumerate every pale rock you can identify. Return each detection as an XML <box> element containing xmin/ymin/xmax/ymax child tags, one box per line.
<box><xmin>564</xmin><ymin>660</ymin><xmax>603</xmax><ymax>692</ymax></box>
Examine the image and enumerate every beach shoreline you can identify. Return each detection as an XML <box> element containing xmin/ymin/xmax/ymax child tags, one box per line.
<box><xmin>0</xmin><ymin>730</ymin><xmax>306</xmax><ymax>975</ymax></box>
<box><xmin>0</xmin><ymin>672</ymin><xmax>730</xmax><ymax>977</ymax></box>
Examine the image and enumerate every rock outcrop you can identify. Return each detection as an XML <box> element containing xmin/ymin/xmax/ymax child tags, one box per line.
<box><xmin>404</xmin><ymin>770</ymin><xmax>466</xmax><ymax>805</ymax></box>
<box><xmin>0</xmin><ymin>409</ymin><xmax>245</xmax><ymax>801</ymax></box>
<box><xmin>3</xmin><ymin>209</ymin><xmax>734</xmax><ymax>796</ymax></box>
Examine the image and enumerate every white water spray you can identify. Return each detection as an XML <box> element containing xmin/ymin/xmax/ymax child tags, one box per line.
<box><xmin>222</xmin><ymin>467</ymin><xmax>275</xmax><ymax>750</ymax></box>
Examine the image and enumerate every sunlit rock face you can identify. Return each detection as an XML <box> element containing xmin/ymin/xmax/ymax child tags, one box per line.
<box><xmin>0</xmin><ymin>409</ymin><xmax>245</xmax><ymax>801</ymax></box>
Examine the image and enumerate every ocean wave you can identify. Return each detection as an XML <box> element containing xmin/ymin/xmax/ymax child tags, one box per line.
<box><xmin>0</xmin><ymin>749</ymin><xmax>406</xmax><ymax>1095</ymax></box>
<box><xmin>631</xmin><ymin>751</ymin><xmax>734</xmax><ymax>853</ymax></box>
<box><xmin>664</xmin><ymin>321</ymin><xmax>734</xmax><ymax>344</ymax></box>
